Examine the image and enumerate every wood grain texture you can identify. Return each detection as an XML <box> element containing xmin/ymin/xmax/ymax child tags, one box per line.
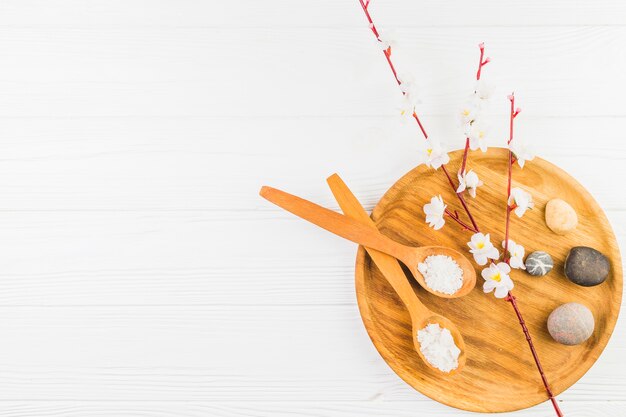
<box><xmin>0</xmin><ymin>306</ymin><xmax>623</xmax><ymax>403</ymax></box>
<box><xmin>2</xmin><ymin>27</ymin><xmax>626</xmax><ymax>119</ymax></box>
<box><xmin>2</xmin><ymin>0</ymin><xmax>626</xmax><ymax>27</ymax></box>
<box><xmin>355</xmin><ymin>148</ymin><xmax>623</xmax><ymax>412</ymax></box>
<box><xmin>1</xmin><ymin>401</ymin><xmax>625</xmax><ymax>417</ymax></box>
<box><xmin>0</xmin><ymin>116</ymin><xmax>625</xmax><ymax>212</ymax></box>
<box><xmin>1</xmin><ymin>401</ymin><xmax>626</xmax><ymax>417</ymax></box>
<box><xmin>0</xmin><ymin>0</ymin><xmax>624</xmax><ymax>415</ymax></box>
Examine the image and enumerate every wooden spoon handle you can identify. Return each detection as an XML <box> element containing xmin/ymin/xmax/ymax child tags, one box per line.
<box><xmin>326</xmin><ymin>174</ymin><xmax>427</xmax><ymax>316</ymax></box>
<box><xmin>259</xmin><ymin>186</ymin><xmax>413</xmax><ymax>263</ymax></box>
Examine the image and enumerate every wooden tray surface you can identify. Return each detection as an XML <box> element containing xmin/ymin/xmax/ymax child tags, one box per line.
<box><xmin>354</xmin><ymin>147</ymin><xmax>622</xmax><ymax>412</ymax></box>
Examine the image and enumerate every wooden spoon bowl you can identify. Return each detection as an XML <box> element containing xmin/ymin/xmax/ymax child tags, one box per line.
<box><xmin>413</xmin><ymin>314</ymin><xmax>467</xmax><ymax>375</ymax></box>
<box><xmin>326</xmin><ymin>173</ymin><xmax>466</xmax><ymax>374</ymax></box>
<box><xmin>405</xmin><ymin>245</ymin><xmax>476</xmax><ymax>299</ymax></box>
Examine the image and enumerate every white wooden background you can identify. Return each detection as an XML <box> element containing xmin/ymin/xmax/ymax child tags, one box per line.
<box><xmin>0</xmin><ymin>1</ymin><xmax>624</xmax><ymax>416</ymax></box>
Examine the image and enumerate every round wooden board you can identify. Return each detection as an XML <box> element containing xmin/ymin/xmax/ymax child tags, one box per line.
<box><xmin>354</xmin><ymin>147</ymin><xmax>622</xmax><ymax>413</ymax></box>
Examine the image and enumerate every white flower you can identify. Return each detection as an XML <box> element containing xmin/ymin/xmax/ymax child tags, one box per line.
<box><xmin>398</xmin><ymin>74</ymin><xmax>420</xmax><ymax>99</ymax></box>
<box><xmin>462</xmin><ymin>122</ymin><xmax>472</xmax><ymax>137</ymax></box>
<box><xmin>456</xmin><ymin>170</ymin><xmax>483</xmax><ymax>198</ymax></box>
<box><xmin>376</xmin><ymin>29</ymin><xmax>397</xmax><ymax>50</ymax></box>
<box><xmin>481</xmin><ymin>262</ymin><xmax>514</xmax><ymax>298</ymax></box>
<box><xmin>467</xmin><ymin>121</ymin><xmax>489</xmax><ymax>152</ymax></box>
<box><xmin>418</xmin><ymin>138</ymin><xmax>450</xmax><ymax>170</ymax></box>
<box><xmin>508</xmin><ymin>187</ymin><xmax>534</xmax><ymax>217</ymax></box>
<box><xmin>467</xmin><ymin>232</ymin><xmax>499</xmax><ymax>265</ymax></box>
<box><xmin>423</xmin><ymin>195</ymin><xmax>446</xmax><ymax>230</ymax></box>
<box><xmin>474</xmin><ymin>79</ymin><xmax>494</xmax><ymax>101</ymax></box>
<box><xmin>502</xmin><ymin>239</ymin><xmax>526</xmax><ymax>270</ymax></box>
<box><xmin>509</xmin><ymin>141</ymin><xmax>535</xmax><ymax>168</ymax></box>
<box><xmin>459</xmin><ymin>102</ymin><xmax>479</xmax><ymax>126</ymax></box>
<box><xmin>398</xmin><ymin>94</ymin><xmax>416</xmax><ymax>117</ymax></box>
<box><xmin>397</xmin><ymin>74</ymin><xmax>421</xmax><ymax>116</ymax></box>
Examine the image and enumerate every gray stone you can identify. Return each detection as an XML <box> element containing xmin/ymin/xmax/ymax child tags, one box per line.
<box><xmin>547</xmin><ymin>302</ymin><xmax>595</xmax><ymax>345</ymax></box>
<box><xmin>524</xmin><ymin>251</ymin><xmax>553</xmax><ymax>276</ymax></box>
<box><xmin>564</xmin><ymin>246</ymin><xmax>610</xmax><ymax>287</ymax></box>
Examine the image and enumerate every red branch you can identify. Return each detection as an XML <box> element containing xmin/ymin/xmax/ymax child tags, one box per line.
<box><xmin>506</xmin><ymin>293</ymin><xmax>564</xmax><ymax>416</ymax></box>
<box><xmin>445</xmin><ymin>208</ymin><xmax>478</xmax><ymax>233</ymax></box>
<box><xmin>354</xmin><ymin>10</ymin><xmax>561</xmax><ymax>413</ymax></box>
<box><xmin>502</xmin><ymin>95</ymin><xmax>562</xmax><ymax>417</ymax></box>
<box><xmin>412</xmin><ymin>113</ymin><xmax>428</xmax><ymax>139</ymax></box>
<box><xmin>476</xmin><ymin>42</ymin><xmax>490</xmax><ymax>80</ymax></box>
<box><xmin>440</xmin><ymin>165</ymin><xmax>480</xmax><ymax>232</ymax></box>
<box><xmin>503</xmin><ymin>93</ymin><xmax>520</xmax><ymax>262</ymax></box>
<box><xmin>358</xmin><ymin>0</ymin><xmax>428</xmax><ymax>139</ymax></box>
<box><xmin>459</xmin><ymin>138</ymin><xmax>470</xmax><ymax>174</ymax></box>
<box><xmin>460</xmin><ymin>43</ymin><xmax>488</xmax><ymax>175</ymax></box>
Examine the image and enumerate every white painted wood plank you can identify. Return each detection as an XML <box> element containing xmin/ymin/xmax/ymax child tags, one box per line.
<box><xmin>1</xmin><ymin>401</ymin><xmax>624</xmax><ymax>417</ymax></box>
<box><xmin>0</xmin><ymin>0</ymin><xmax>623</xmax><ymax>415</ymax></box>
<box><xmin>0</xmin><ymin>117</ymin><xmax>624</xmax><ymax>210</ymax></box>
<box><xmin>0</xmin><ymin>305</ymin><xmax>622</xmax><ymax>403</ymax></box>
<box><xmin>0</xmin><ymin>0</ymin><xmax>625</xmax><ymax>28</ymax></box>
<box><xmin>0</xmin><ymin>27</ymin><xmax>624</xmax><ymax>118</ymax></box>
<box><xmin>0</xmin><ymin>211</ymin><xmax>623</xmax><ymax>307</ymax></box>
<box><xmin>0</xmin><ymin>210</ymin><xmax>359</xmax><ymax>306</ymax></box>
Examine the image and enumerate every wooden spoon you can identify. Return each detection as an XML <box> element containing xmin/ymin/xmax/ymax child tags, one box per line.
<box><xmin>259</xmin><ymin>185</ymin><xmax>476</xmax><ymax>298</ymax></box>
<box><xmin>326</xmin><ymin>173</ymin><xmax>466</xmax><ymax>374</ymax></box>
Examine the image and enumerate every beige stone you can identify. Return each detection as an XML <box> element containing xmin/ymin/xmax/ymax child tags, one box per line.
<box><xmin>545</xmin><ymin>199</ymin><xmax>578</xmax><ymax>235</ymax></box>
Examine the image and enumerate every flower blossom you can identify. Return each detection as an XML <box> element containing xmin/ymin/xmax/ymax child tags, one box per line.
<box><xmin>508</xmin><ymin>187</ymin><xmax>534</xmax><ymax>217</ymax></box>
<box><xmin>474</xmin><ymin>79</ymin><xmax>494</xmax><ymax>101</ymax></box>
<box><xmin>423</xmin><ymin>195</ymin><xmax>446</xmax><ymax>230</ymax></box>
<box><xmin>398</xmin><ymin>94</ymin><xmax>416</xmax><ymax>117</ymax></box>
<box><xmin>397</xmin><ymin>74</ymin><xmax>421</xmax><ymax>117</ymax></box>
<box><xmin>459</xmin><ymin>102</ymin><xmax>479</xmax><ymax>126</ymax></box>
<box><xmin>376</xmin><ymin>29</ymin><xmax>397</xmax><ymax>51</ymax></box>
<box><xmin>467</xmin><ymin>232</ymin><xmax>499</xmax><ymax>265</ymax></box>
<box><xmin>509</xmin><ymin>141</ymin><xmax>535</xmax><ymax>168</ymax></box>
<box><xmin>398</xmin><ymin>74</ymin><xmax>420</xmax><ymax>99</ymax></box>
<box><xmin>467</xmin><ymin>122</ymin><xmax>489</xmax><ymax>152</ymax></box>
<box><xmin>502</xmin><ymin>239</ymin><xmax>526</xmax><ymax>269</ymax></box>
<box><xmin>418</xmin><ymin>138</ymin><xmax>450</xmax><ymax>170</ymax></box>
<box><xmin>457</xmin><ymin>170</ymin><xmax>483</xmax><ymax>198</ymax></box>
<box><xmin>481</xmin><ymin>262</ymin><xmax>514</xmax><ymax>298</ymax></box>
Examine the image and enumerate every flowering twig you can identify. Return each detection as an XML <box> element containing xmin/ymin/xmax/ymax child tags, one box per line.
<box><xmin>358</xmin><ymin>0</ymin><xmax>427</xmax><ymax>138</ymax></box>
<box><xmin>501</xmin><ymin>95</ymin><xmax>563</xmax><ymax>417</ymax></box>
<box><xmin>503</xmin><ymin>93</ymin><xmax>521</xmax><ymax>263</ymax></box>
<box><xmin>355</xmin><ymin>8</ymin><xmax>560</xmax><ymax>413</ymax></box>
<box><xmin>452</xmin><ymin>43</ymin><xmax>491</xmax><ymax>232</ymax></box>
<box><xmin>460</xmin><ymin>43</ymin><xmax>490</xmax><ymax>175</ymax></box>
<box><xmin>441</xmin><ymin>166</ymin><xmax>480</xmax><ymax>231</ymax></box>
<box><xmin>358</xmin><ymin>0</ymin><xmax>477</xmax><ymax>231</ymax></box>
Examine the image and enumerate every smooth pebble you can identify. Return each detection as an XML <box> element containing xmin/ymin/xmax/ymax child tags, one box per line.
<box><xmin>545</xmin><ymin>199</ymin><xmax>578</xmax><ymax>235</ymax></box>
<box><xmin>565</xmin><ymin>246</ymin><xmax>610</xmax><ymax>287</ymax></box>
<box><xmin>525</xmin><ymin>251</ymin><xmax>553</xmax><ymax>276</ymax></box>
<box><xmin>547</xmin><ymin>302</ymin><xmax>595</xmax><ymax>345</ymax></box>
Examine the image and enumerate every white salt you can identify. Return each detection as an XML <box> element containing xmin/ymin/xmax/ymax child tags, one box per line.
<box><xmin>417</xmin><ymin>323</ymin><xmax>461</xmax><ymax>373</ymax></box>
<box><xmin>417</xmin><ymin>254</ymin><xmax>463</xmax><ymax>295</ymax></box>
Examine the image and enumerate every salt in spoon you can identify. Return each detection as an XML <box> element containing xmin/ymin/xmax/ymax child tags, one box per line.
<box><xmin>326</xmin><ymin>174</ymin><xmax>466</xmax><ymax>374</ymax></box>
<box><xmin>259</xmin><ymin>185</ymin><xmax>476</xmax><ymax>298</ymax></box>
